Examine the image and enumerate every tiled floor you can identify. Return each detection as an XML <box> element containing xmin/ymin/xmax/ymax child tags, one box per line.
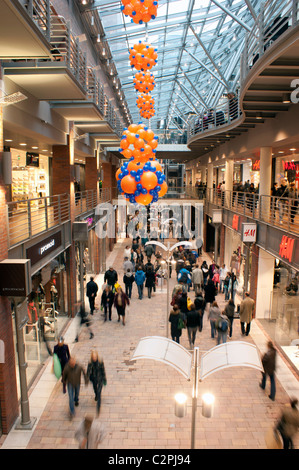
<box><xmin>1</xmin><ymin>237</ymin><xmax>299</xmax><ymax>450</ymax></box>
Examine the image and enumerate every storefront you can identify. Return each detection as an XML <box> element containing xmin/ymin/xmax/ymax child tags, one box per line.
<box><xmin>9</xmin><ymin>148</ymin><xmax>50</xmax><ymax>209</ymax></box>
<box><xmin>275</xmin><ymin>152</ymin><xmax>299</xmax><ymax>188</ymax></box>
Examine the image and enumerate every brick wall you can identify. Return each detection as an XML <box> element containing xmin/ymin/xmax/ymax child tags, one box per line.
<box><xmin>85</xmin><ymin>157</ymin><xmax>98</xmax><ymax>191</ymax></box>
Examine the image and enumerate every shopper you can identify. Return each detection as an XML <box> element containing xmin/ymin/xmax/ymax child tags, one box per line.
<box><xmin>224</xmin><ymin>299</ymin><xmax>235</xmax><ymax>338</ymax></box>
<box><xmin>62</xmin><ymin>356</ymin><xmax>88</xmax><ymax>419</ymax></box>
<box><xmin>201</xmin><ymin>260</ymin><xmax>209</xmax><ymax>286</ymax></box>
<box><xmin>185</xmin><ymin>303</ymin><xmax>201</xmax><ymax>349</ymax></box>
<box><xmin>178</xmin><ymin>291</ymin><xmax>189</xmax><ymax>315</ymax></box>
<box><xmin>87</xmin><ymin>350</ymin><xmax>107</xmax><ymax>416</ymax></box>
<box><xmin>216</xmin><ymin>311</ymin><xmax>230</xmax><ymax>344</ymax></box>
<box><xmin>178</xmin><ymin>267</ymin><xmax>192</xmax><ymax>292</ymax></box>
<box><xmin>223</xmin><ymin>272</ymin><xmax>231</xmax><ymax>301</ymax></box>
<box><xmin>123</xmin><ymin>245</ymin><xmax>131</xmax><ymax>260</ymax></box>
<box><xmin>239</xmin><ymin>292</ymin><xmax>255</xmax><ymax>336</ymax></box>
<box><xmin>104</xmin><ymin>266</ymin><xmax>118</xmax><ymax>289</ymax></box>
<box><xmin>134</xmin><ymin>266</ymin><xmax>146</xmax><ymax>300</ymax></box>
<box><xmin>123</xmin><ymin>256</ymin><xmax>134</xmax><ymax>273</ymax></box>
<box><xmin>191</xmin><ymin>264</ymin><xmax>203</xmax><ymax>296</ymax></box>
<box><xmin>75</xmin><ymin>415</ymin><xmax>106</xmax><ymax>449</ymax></box>
<box><xmin>101</xmin><ymin>285</ymin><xmax>114</xmax><ymax>321</ymax></box>
<box><xmin>86</xmin><ymin>277</ymin><xmax>98</xmax><ymax>315</ymax></box>
<box><xmin>289</xmin><ymin>182</ymin><xmax>298</xmax><ymax>224</ymax></box>
<box><xmin>113</xmin><ymin>286</ymin><xmax>130</xmax><ymax>325</ymax></box>
<box><xmin>123</xmin><ymin>268</ymin><xmax>135</xmax><ymax>299</ymax></box>
<box><xmin>145</xmin><ymin>265</ymin><xmax>156</xmax><ymax>298</ymax></box>
<box><xmin>219</xmin><ymin>264</ymin><xmax>228</xmax><ymax>293</ymax></box>
<box><xmin>194</xmin><ymin>291</ymin><xmax>206</xmax><ymax>332</ymax></box>
<box><xmin>276</xmin><ymin>398</ymin><xmax>299</xmax><ymax>449</ymax></box>
<box><xmin>75</xmin><ymin>305</ymin><xmax>94</xmax><ymax>342</ymax></box>
<box><xmin>260</xmin><ymin>341</ymin><xmax>276</xmax><ymax>401</ymax></box>
<box><xmin>229</xmin><ymin>272</ymin><xmax>238</xmax><ymax>302</ymax></box>
<box><xmin>53</xmin><ymin>336</ymin><xmax>70</xmax><ymax>393</ymax></box>
<box><xmin>169</xmin><ymin>305</ymin><xmax>186</xmax><ymax>344</ymax></box>
<box><xmin>277</xmin><ymin>178</ymin><xmax>289</xmax><ymax>224</ymax></box>
<box><xmin>204</xmin><ymin>278</ymin><xmax>217</xmax><ymax>306</ymax></box>
<box><xmin>208</xmin><ymin>301</ymin><xmax>221</xmax><ymax>339</ymax></box>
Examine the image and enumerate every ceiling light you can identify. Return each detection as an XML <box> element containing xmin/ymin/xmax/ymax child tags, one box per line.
<box><xmin>19</xmin><ymin>143</ymin><xmax>27</xmax><ymax>146</ymax></box>
<box><xmin>32</xmin><ymin>146</ymin><xmax>38</xmax><ymax>149</ymax></box>
<box><xmin>290</xmin><ymin>148</ymin><xmax>296</xmax><ymax>151</ymax></box>
<box><xmin>97</xmin><ymin>34</ymin><xmax>100</xmax><ymax>43</ymax></box>
<box><xmin>91</xmin><ymin>15</ymin><xmax>95</xmax><ymax>26</ymax></box>
<box><xmin>256</xmin><ymin>112</ymin><xmax>262</xmax><ymax>119</ymax></box>
<box><xmin>5</xmin><ymin>139</ymin><xmax>13</xmax><ymax>142</ymax></box>
<box><xmin>282</xmin><ymin>93</ymin><xmax>290</xmax><ymax>103</ymax></box>
<box><xmin>278</xmin><ymin>151</ymin><xmax>284</xmax><ymax>154</ymax></box>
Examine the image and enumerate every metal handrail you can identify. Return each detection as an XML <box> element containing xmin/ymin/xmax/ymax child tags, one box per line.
<box><xmin>240</xmin><ymin>0</ymin><xmax>299</xmax><ymax>83</ymax></box>
<box><xmin>7</xmin><ymin>193</ymin><xmax>70</xmax><ymax>248</ymax></box>
<box><xmin>206</xmin><ymin>188</ymin><xmax>299</xmax><ymax>235</ymax></box>
<box><xmin>187</xmin><ymin>90</ymin><xmax>242</xmax><ymax>140</ymax></box>
<box><xmin>21</xmin><ymin>0</ymin><xmax>51</xmax><ymax>42</ymax></box>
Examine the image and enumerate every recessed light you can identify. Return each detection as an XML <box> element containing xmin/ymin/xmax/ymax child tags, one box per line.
<box><xmin>20</xmin><ymin>143</ymin><xmax>27</xmax><ymax>146</ymax></box>
<box><xmin>278</xmin><ymin>151</ymin><xmax>284</xmax><ymax>154</ymax></box>
<box><xmin>5</xmin><ymin>139</ymin><xmax>13</xmax><ymax>142</ymax></box>
<box><xmin>32</xmin><ymin>146</ymin><xmax>38</xmax><ymax>149</ymax></box>
<box><xmin>290</xmin><ymin>148</ymin><xmax>296</xmax><ymax>151</ymax></box>
<box><xmin>42</xmin><ymin>149</ymin><xmax>48</xmax><ymax>152</ymax></box>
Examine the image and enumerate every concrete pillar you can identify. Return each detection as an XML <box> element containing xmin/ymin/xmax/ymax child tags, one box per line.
<box><xmin>225</xmin><ymin>159</ymin><xmax>234</xmax><ymax>207</ymax></box>
<box><xmin>255</xmin><ymin>248</ymin><xmax>274</xmax><ymax>320</ymax></box>
<box><xmin>201</xmin><ymin>166</ymin><xmax>207</xmax><ymax>184</ymax></box>
<box><xmin>207</xmin><ymin>162</ymin><xmax>213</xmax><ymax>201</ymax></box>
<box><xmin>191</xmin><ymin>167</ymin><xmax>197</xmax><ymax>185</ymax></box>
<box><xmin>259</xmin><ymin>147</ymin><xmax>272</xmax><ymax>221</ymax></box>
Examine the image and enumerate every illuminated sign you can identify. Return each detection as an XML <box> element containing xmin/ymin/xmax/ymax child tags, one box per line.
<box><xmin>26</xmin><ymin>231</ymin><xmax>62</xmax><ymax>266</ymax></box>
<box><xmin>252</xmin><ymin>159</ymin><xmax>260</xmax><ymax>171</ymax></box>
<box><xmin>283</xmin><ymin>161</ymin><xmax>296</xmax><ymax>171</ymax></box>
<box><xmin>241</xmin><ymin>223</ymin><xmax>257</xmax><ymax>243</ymax></box>
<box><xmin>232</xmin><ymin>214</ymin><xmax>239</xmax><ymax>231</ymax></box>
<box><xmin>279</xmin><ymin>235</ymin><xmax>295</xmax><ymax>262</ymax></box>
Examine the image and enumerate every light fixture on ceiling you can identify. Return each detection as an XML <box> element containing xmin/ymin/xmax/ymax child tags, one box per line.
<box><xmin>91</xmin><ymin>15</ymin><xmax>94</xmax><ymax>26</ymax></box>
<box><xmin>290</xmin><ymin>148</ymin><xmax>296</xmax><ymax>151</ymax></box>
<box><xmin>282</xmin><ymin>93</ymin><xmax>290</xmax><ymax>103</ymax></box>
<box><xmin>256</xmin><ymin>112</ymin><xmax>262</xmax><ymax>119</ymax></box>
<box><xmin>19</xmin><ymin>143</ymin><xmax>27</xmax><ymax>146</ymax></box>
<box><xmin>97</xmin><ymin>34</ymin><xmax>100</xmax><ymax>43</ymax></box>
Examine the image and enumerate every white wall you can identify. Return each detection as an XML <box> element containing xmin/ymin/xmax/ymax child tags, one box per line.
<box><xmin>255</xmin><ymin>248</ymin><xmax>275</xmax><ymax>320</ymax></box>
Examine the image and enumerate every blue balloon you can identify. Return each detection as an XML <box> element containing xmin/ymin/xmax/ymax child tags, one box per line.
<box><xmin>134</xmin><ymin>190</ymin><xmax>141</xmax><ymax>196</ymax></box>
<box><xmin>141</xmin><ymin>188</ymin><xmax>147</xmax><ymax>195</ymax></box>
<box><xmin>137</xmin><ymin>183</ymin><xmax>142</xmax><ymax>191</ymax></box>
<box><xmin>156</xmin><ymin>171</ymin><xmax>162</xmax><ymax>178</ymax></box>
<box><xmin>135</xmin><ymin>175</ymin><xmax>141</xmax><ymax>182</ymax></box>
<box><xmin>118</xmin><ymin>173</ymin><xmax>123</xmax><ymax>180</ymax></box>
<box><xmin>158</xmin><ymin>178</ymin><xmax>164</xmax><ymax>184</ymax></box>
<box><xmin>130</xmin><ymin>170</ymin><xmax>137</xmax><ymax>177</ymax></box>
<box><xmin>155</xmin><ymin>185</ymin><xmax>161</xmax><ymax>191</ymax></box>
<box><xmin>122</xmin><ymin>169</ymin><xmax>129</xmax><ymax>176</ymax></box>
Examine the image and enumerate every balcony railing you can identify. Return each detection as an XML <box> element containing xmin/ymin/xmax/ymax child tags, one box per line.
<box><xmin>187</xmin><ymin>91</ymin><xmax>242</xmax><ymax>140</ymax></box>
<box><xmin>7</xmin><ymin>193</ymin><xmax>70</xmax><ymax>248</ymax></box>
<box><xmin>206</xmin><ymin>188</ymin><xmax>299</xmax><ymax>235</ymax></box>
<box><xmin>74</xmin><ymin>188</ymin><xmax>113</xmax><ymax>217</ymax></box>
<box><xmin>20</xmin><ymin>0</ymin><xmax>51</xmax><ymax>42</ymax></box>
<box><xmin>240</xmin><ymin>0</ymin><xmax>299</xmax><ymax>84</ymax></box>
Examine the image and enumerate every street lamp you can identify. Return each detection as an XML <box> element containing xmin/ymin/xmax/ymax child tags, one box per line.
<box><xmin>145</xmin><ymin>240</ymin><xmax>192</xmax><ymax>337</ymax></box>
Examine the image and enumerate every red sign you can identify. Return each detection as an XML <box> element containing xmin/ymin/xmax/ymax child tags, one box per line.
<box><xmin>252</xmin><ymin>159</ymin><xmax>260</xmax><ymax>171</ymax></box>
<box><xmin>232</xmin><ymin>215</ymin><xmax>239</xmax><ymax>231</ymax></box>
<box><xmin>279</xmin><ymin>235</ymin><xmax>295</xmax><ymax>262</ymax></box>
<box><xmin>283</xmin><ymin>161</ymin><xmax>296</xmax><ymax>171</ymax></box>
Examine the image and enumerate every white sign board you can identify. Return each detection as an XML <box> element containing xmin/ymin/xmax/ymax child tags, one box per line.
<box><xmin>241</xmin><ymin>223</ymin><xmax>257</xmax><ymax>243</ymax></box>
<box><xmin>0</xmin><ymin>340</ymin><xmax>4</xmax><ymax>363</ymax></box>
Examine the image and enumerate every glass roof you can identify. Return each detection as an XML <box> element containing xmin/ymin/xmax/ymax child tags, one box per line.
<box><xmin>91</xmin><ymin>0</ymin><xmax>262</xmax><ymax>134</ymax></box>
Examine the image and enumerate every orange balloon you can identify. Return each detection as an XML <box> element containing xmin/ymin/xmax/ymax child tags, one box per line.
<box><xmin>121</xmin><ymin>148</ymin><xmax>133</xmax><ymax>159</ymax></box>
<box><xmin>127</xmin><ymin>132</ymin><xmax>136</xmax><ymax>145</ymax></box>
<box><xmin>127</xmin><ymin>161</ymin><xmax>144</xmax><ymax>173</ymax></box>
<box><xmin>115</xmin><ymin>168</ymin><xmax>122</xmax><ymax>181</ymax></box>
<box><xmin>140</xmin><ymin>171</ymin><xmax>158</xmax><ymax>190</ymax></box>
<box><xmin>146</xmin><ymin>129</ymin><xmax>155</xmax><ymax>141</ymax></box>
<box><xmin>158</xmin><ymin>181</ymin><xmax>168</xmax><ymax>197</ymax></box>
<box><xmin>120</xmin><ymin>175</ymin><xmax>137</xmax><ymax>194</ymax></box>
<box><xmin>132</xmin><ymin>148</ymin><xmax>142</xmax><ymax>160</ymax></box>
<box><xmin>134</xmin><ymin>137</ymin><xmax>145</xmax><ymax>149</ymax></box>
<box><xmin>135</xmin><ymin>192</ymin><xmax>153</xmax><ymax>206</ymax></box>
<box><xmin>128</xmin><ymin>123</ymin><xmax>139</xmax><ymax>133</ymax></box>
<box><xmin>150</xmin><ymin>160</ymin><xmax>162</xmax><ymax>172</ymax></box>
<box><xmin>120</xmin><ymin>137</ymin><xmax>129</xmax><ymax>149</ymax></box>
<box><xmin>148</xmin><ymin>138</ymin><xmax>158</xmax><ymax>149</ymax></box>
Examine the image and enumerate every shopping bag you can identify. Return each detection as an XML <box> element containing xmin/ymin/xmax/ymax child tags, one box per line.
<box><xmin>265</xmin><ymin>426</ymin><xmax>283</xmax><ymax>449</ymax></box>
<box><xmin>53</xmin><ymin>353</ymin><xmax>62</xmax><ymax>379</ymax></box>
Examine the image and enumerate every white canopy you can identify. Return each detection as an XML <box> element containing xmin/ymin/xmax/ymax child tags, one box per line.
<box><xmin>200</xmin><ymin>341</ymin><xmax>263</xmax><ymax>381</ymax></box>
<box><xmin>131</xmin><ymin>336</ymin><xmax>192</xmax><ymax>379</ymax></box>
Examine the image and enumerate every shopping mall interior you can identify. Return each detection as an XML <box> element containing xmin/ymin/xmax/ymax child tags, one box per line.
<box><xmin>0</xmin><ymin>0</ymin><xmax>298</xmax><ymax>451</ymax></box>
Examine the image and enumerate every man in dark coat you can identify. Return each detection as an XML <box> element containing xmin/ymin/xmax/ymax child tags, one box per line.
<box><xmin>86</xmin><ymin>277</ymin><xmax>98</xmax><ymax>315</ymax></box>
<box><xmin>104</xmin><ymin>267</ymin><xmax>118</xmax><ymax>288</ymax></box>
<box><xmin>260</xmin><ymin>341</ymin><xmax>276</xmax><ymax>401</ymax></box>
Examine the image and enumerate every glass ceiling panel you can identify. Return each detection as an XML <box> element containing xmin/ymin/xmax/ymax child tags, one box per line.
<box><xmin>90</xmin><ymin>0</ymin><xmax>262</xmax><ymax>132</ymax></box>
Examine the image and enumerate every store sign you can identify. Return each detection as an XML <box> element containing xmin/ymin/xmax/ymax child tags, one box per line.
<box><xmin>26</xmin><ymin>231</ymin><xmax>62</xmax><ymax>266</ymax></box>
<box><xmin>0</xmin><ymin>259</ymin><xmax>31</xmax><ymax>297</ymax></box>
<box><xmin>279</xmin><ymin>235</ymin><xmax>295</xmax><ymax>263</ymax></box>
<box><xmin>0</xmin><ymin>340</ymin><xmax>4</xmax><ymax>364</ymax></box>
<box><xmin>283</xmin><ymin>161</ymin><xmax>296</xmax><ymax>171</ymax></box>
<box><xmin>232</xmin><ymin>214</ymin><xmax>239</xmax><ymax>231</ymax></box>
<box><xmin>252</xmin><ymin>159</ymin><xmax>260</xmax><ymax>171</ymax></box>
<box><xmin>241</xmin><ymin>223</ymin><xmax>257</xmax><ymax>243</ymax></box>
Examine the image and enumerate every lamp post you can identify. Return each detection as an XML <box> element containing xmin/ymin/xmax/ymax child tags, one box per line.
<box><xmin>145</xmin><ymin>240</ymin><xmax>192</xmax><ymax>338</ymax></box>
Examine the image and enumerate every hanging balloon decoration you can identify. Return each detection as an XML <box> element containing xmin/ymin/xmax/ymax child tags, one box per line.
<box><xmin>116</xmin><ymin>122</ymin><xmax>167</xmax><ymax>205</ymax></box>
<box><xmin>136</xmin><ymin>92</ymin><xmax>155</xmax><ymax>119</ymax></box>
<box><xmin>121</xmin><ymin>0</ymin><xmax>158</xmax><ymax>24</ymax></box>
<box><xmin>129</xmin><ymin>42</ymin><xmax>158</xmax><ymax>71</ymax></box>
<box><xmin>133</xmin><ymin>71</ymin><xmax>155</xmax><ymax>93</ymax></box>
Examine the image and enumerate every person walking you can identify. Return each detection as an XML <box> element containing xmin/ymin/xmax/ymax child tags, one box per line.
<box><xmin>145</xmin><ymin>266</ymin><xmax>156</xmax><ymax>298</ymax></box>
<box><xmin>104</xmin><ymin>266</ymin><xmax>118</xmax><ymax>289</ymax></box>
<box><xmin>229</xmin><ymin>273</ymin><xmax>238</xmax><ymax>302</ymax></box>
<box><xmin>194</xmin><ymin>291</ymin><xmax>206</xmax><ymax>332</ymax></box>
<box><xmin>87</xmin><ymin>350</ymin><xmax>107</xmax><ymax>416</ymax></box>
<box><xmin>276</xmin><ymin>398</ymin><xmax>299</xmax><ymax>449</ymax></box>
<box><xmin>223</xmin><ymin>272</ymin><xmax>231</xmax><ymax>301</ymax></box>
<box><xmin>75</xmin><ymin>415</ymin><xmax>106</xmax><ymax>449</ymax></box>
<box><xmin>191</xmin><ymin>264</ymin><xmax>203</xmax><ymax>296</ymax></box>
<box><xmin>123</xmin><ymin>256</ymin><xmax>134</xmax><ymax>273</ymax></box>
<box><xmin>135</xmin><ymin>266</ymin><xmax>146</xmax><ymax>300</ymax></box>
<box><xmin>208</xmin><ymin>301</ymin><xmax>221</xmax><ymax>339</ymax></box>
<box><xmin>86</xmin><ymin>277</ymin><xmax>98</xmax><ymax>315</ymax></box>
<box><xmin>54</xmin><ymin>336</ymin><xmax>70</xmax><ymax>393</ymax></box>
<box><xmin>219</xmin><ymin>264</ymin><xmax>228</xmax><ymax>293</ymax></box>
<box><xmin>239</xmin><ymin>292</ymin><xmax>255</xmax><ymax>336</ymax></box>
<box><xmin>169</xmin><ymin>305</ymin><xmax>186</xmax><ymax>344</ymax></box>
<box><xmin>185</xmin><ymin>303</ymin><xmax>201</xmax><ymax>349</ymax></box>
<box><xmin>277</xmin><ymin>178</ymin><xmax>289</xmax><ymax>224</ymax></box>
<box><xmin>289</xmin><ymin>182</ymin><xmax>298</xmax><ymax>224</ymax></box>
<box><xmin>113</xmin><ymin>286</ymin><xmax>130</xmax><ymax>325</ymax></box>
<box><xmin>101</xmin><ymin>285</ymin><xmax>114</xmax><ymax>321</ymax></box>
<box><xmin>62</xmin><ymin>356</ymin><xmax>88</xmax><ymax>420</ymax></box>
<box><xmin>204</xmin><ymin>278</ymin><xmax>217</xmax><ymax>306</ymax></box>
<box><xmin>260</xmin><ymin>341</ymin><xmax>276</xmax><ymax>401</ymax></box>
<box><xmin>178</xmin><ymin>267</ymin><xmax>192</xmax><ymax>292</ymax></box>
<box><xmin>123</xmin><ymin>269</ymin><xmax>135</xmax><ymax>299</ymax></box>
<box><xmin>224</xmin><ymin>299</ymin><xmax>235</xmax><ymax>338</ymax></box>
<box><xmin>75</xmin><ymin>305</ymin><xmax>94</xmax><ymax>342</ymax></box>
<box><xmin>216</xmin><ymin>311</ymin><xmax>230</xmax><ymax>345</ymax></box>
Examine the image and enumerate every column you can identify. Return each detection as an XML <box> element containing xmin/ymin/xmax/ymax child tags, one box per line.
<box><xmin>207</xmin><ymin>162</ymin><xmax>213</xmax><ymax>201</ymax></box>
<box><xmin>191</xmin><ymin>167</ymin><xmax>197</xmax><ymax>186</ymax></box>
<box><xmin>255</xmin><ymin>248</ymin><xmax>274</xmax><ymax>320</ymax></box>
<box><xmin>225</xmin><ymin>158</ymin><xmax>234</xmax><ymax>208</ymax></box>
<box><xmin>259</xmin><ymin>147</ymin><xmax>272</xmax><ymax>221</ymax></box>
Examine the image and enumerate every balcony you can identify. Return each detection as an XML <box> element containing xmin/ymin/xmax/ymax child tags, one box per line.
<box><xmin>0</xmin><ymin>0</ymin><xmax>52</xmax><ymax>59</ymax></box>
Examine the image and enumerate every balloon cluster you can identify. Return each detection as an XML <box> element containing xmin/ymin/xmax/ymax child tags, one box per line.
<box><xmin>116</xmin><ymin>122</ymin><xmax>167</xmax><ymax>205</ymax></box>
<box><xmin>136</xmin><ymin>93</ymin><xmax>155</xmax><ymax>119</ymax></box>
<box><xmin>121</xmin><ymin>0</ymin><xmax>158</xmax><ymax>24</ymax></box>
<box><xmin>129</xmin><ymin>42</ymin><xmax>158</xmax><ymax>71</ymax></box>
<box><xmin>133</xmin><ymin>71</ymin><xmax>155</xmax><ymax>93</ymax></box>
